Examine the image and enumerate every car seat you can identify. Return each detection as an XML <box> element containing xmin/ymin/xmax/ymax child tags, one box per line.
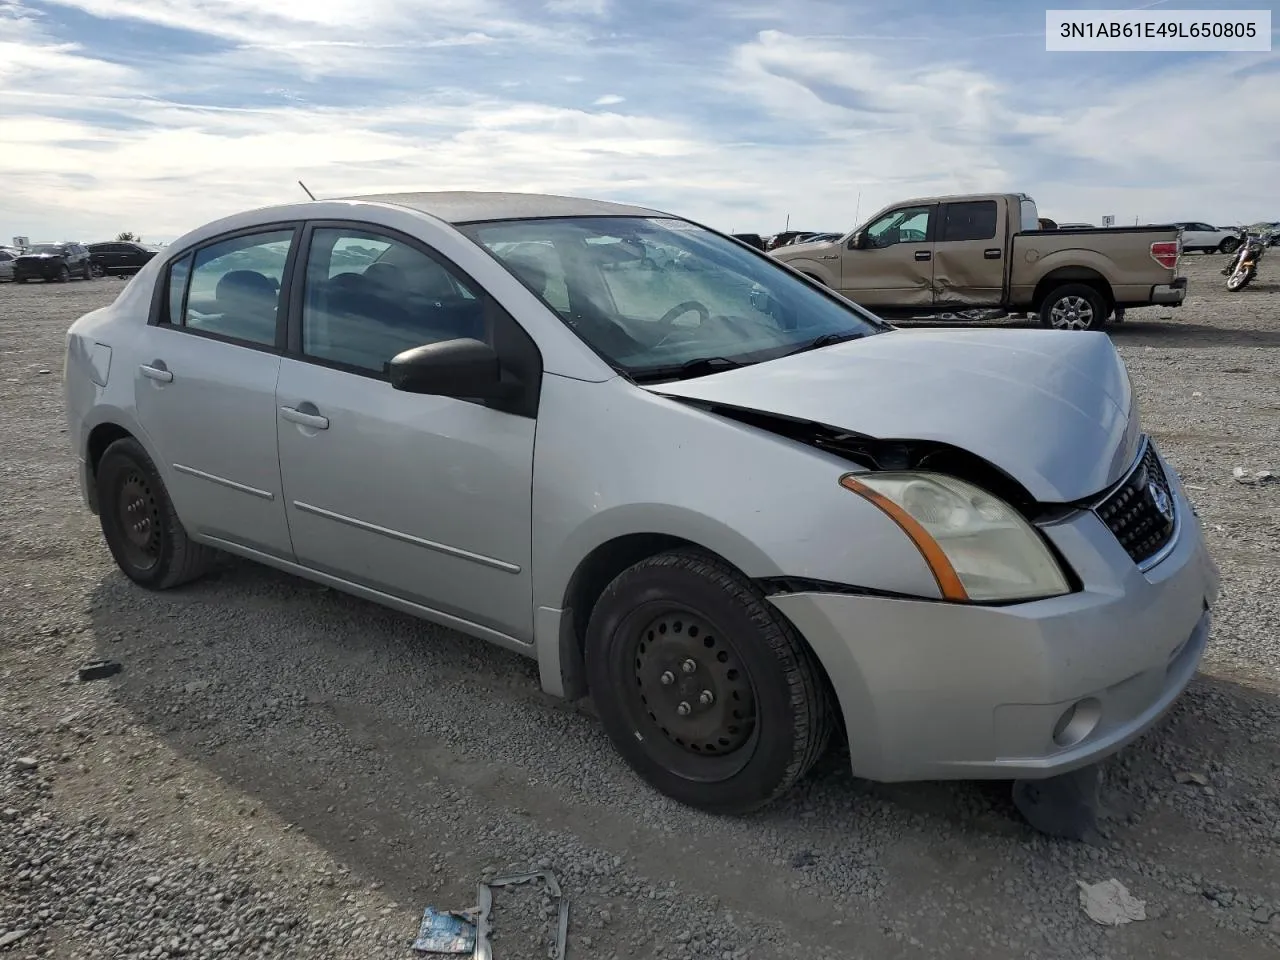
<box><xmin>214</xmin><ymin>270</ymin><xmax>279</xmax><ymax>342</ymax></box>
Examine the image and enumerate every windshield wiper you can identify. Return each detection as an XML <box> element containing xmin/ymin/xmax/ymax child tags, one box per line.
<box><xmin>782</xmin><ymin>332</ymin><xmax>865</xmax><ymax>357</ymax></box>
<box><xmin>630</xmin><ymin>356</ymin><xmax>749</xmax><ymax>383</ymax></box>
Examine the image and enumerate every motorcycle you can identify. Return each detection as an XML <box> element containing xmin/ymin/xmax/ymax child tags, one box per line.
<box><xmin>1222</xmin><ymin>232</ymin><xmax>1266</xmax><ymax>291</ymax></box>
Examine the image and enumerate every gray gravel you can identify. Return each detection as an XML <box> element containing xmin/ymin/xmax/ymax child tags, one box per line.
<box><xmin>2</xmin><ymin>255</ymin><xmax>1278</xmax><ymax>959</ymax></box>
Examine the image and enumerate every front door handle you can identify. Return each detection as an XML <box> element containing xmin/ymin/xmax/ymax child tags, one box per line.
<box><xmin>914</xmin><ymin>250</ymin><xmax>932</xmax><ymax>261</ymax></box>
<box><xmin>280</xmin><ymin>406</ymin><xmax>329</xmax><ymax>430</ymax></box>
<box><xmin>139</xmin><ymin>363</ymin><xmax>172</xmax><ymax>383</ymax></box>
<box><xmin>984</xmin><ymin>248</ymin><xmax>1002</xmax><ymax>259</ymax></box>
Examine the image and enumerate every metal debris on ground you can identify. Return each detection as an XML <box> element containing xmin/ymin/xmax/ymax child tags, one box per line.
<box><xmin>1174</xmin><ymin>771</ymin><xmax>1210</xmax><ymax>786</ymax></box>
<box><xmin>412</xmin><ymin>908</ymin><xmax>479</xmax><ymax>954</ymax></box>
<box><xmin>412</xmin><ymin>870</ymin><xmax>568</xmax><ymax>959</ymax></box>
<box><xmin>1232</xmin><ymin>467</ymin><xmax>1277</xmax><ymax>486</ymax></box>
<box><xmin>475</xmin><ymin>871</ymin><xmax>568</xmax><ymax>960</ymax></box>
<box><xmin>77</xmin><ymin>659</ymin><xmax>123</xmax><ymax>682</ymax></box>
<box><xmin>1077</xmin><ymin>878</ymin><xmax>1147</xmax><ymax>926</ymax></box>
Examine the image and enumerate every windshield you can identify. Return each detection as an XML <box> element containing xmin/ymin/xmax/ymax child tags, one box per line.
<box><xmin>28</xmin><ymin>244</ymin><xmax>61</xmax><ymax>254</ymax></box>
<box><xmin>458</xmin><ymin>216</ymin><xmax>885</xmax><ymax>380</ymax></box>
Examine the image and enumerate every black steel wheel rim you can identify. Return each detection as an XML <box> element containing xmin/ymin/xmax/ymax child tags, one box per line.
<box><xmin>619</xmin><ymin>603</ymin><xmax>760</xmax><ymax>783</ymax></box>
<box><xmin>114</xmin><ymin>470</ymin><xmax>162</xmax><ymax>571</ymax></box>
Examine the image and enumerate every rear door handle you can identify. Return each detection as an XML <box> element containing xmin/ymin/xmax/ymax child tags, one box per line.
<box><xmin>139</xmin><ymin>363</ymin><xmax>172</xmax><ymax>383</ymax></box>
<box><xmin>914</xmin><ymin>250</ymin><xmax>931</xmax><ymax>261</ymax></box>
<box><xmin>984</xmin><ymin>248</ymin><xmax>1002</xmax><ymax>259</ymax></box>
<box><xmin>280</xmin><ymin>406</ymin><xmax>329</xmax><ymax>430</ymax></box>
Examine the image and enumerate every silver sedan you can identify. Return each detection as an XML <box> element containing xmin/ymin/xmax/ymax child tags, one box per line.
<box><xmin>63</xmin><ymin>192</ymin><xmax>1219</xmax><ymax>812</ymax></box>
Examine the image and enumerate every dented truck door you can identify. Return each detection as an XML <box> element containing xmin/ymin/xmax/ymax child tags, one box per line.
<box><xmin>838</xmin><ymin>203</ymin><xmax>936</xmax><ymax>308</ymax></box>
<box><xmin>931</xmin><ymin>198</ymin><xmax>1007</xmax><ymax>307</ymax></box>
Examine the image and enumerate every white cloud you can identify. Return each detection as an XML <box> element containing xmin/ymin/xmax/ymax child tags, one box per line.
<box><xmin>544</xmin><ymin>0</ymin><xmax>609</xmax><ymax>17</ymax></box>
<box><xmin>2</xmin><ymin>1</ymin><xmax>1278</xmax><ymax>242</ymax></box>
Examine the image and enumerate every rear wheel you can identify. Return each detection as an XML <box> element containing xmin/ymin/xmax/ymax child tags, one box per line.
<box><xmin>584</xmin><ymin>549</ymin><xmax>832</xmax><ymax>813</ymax></box>
<box><xmin>82</xmin><ymin>261</ymin><xmax>93</xmax><ymax>280</ymax></box>
<box><xmin>1039</xmin><ymin>283</ymin><xmax>1108</xmax><ymax>331</ymax></box>
<box><xmin>1219</xmin><ymin>237</ymin><xmax>1241</xmax><ymax>255</ymax></box>
<box><xmin>95</xmin><ymin>437</ymin><xmax>212</xmax><ymax>589</ymax></box>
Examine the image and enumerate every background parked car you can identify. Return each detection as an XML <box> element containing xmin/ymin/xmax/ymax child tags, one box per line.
<box><xmin>87</xmin><ymin>240</ymin><xmax>162</xmax><ymax>276</ymax></box>
<box><xmin>1172</xmin><ymin>222</ymin><xmax>1241</xmax><ymax>254</ymax></box>
<box><xmin>0</xmin><ymin>247</ymin><xmax>16</xmax><ymax>282</ymax></box>
<box><xmin>12</xmin><ymin>242</ymin><xmax>94</xmax><ymax>282</ymax></box>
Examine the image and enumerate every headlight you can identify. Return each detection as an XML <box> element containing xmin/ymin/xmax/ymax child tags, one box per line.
<box><xmin>839</xmin><ymin>472</ymin><xmax>1072</xmax><ymax>602</ymax></box>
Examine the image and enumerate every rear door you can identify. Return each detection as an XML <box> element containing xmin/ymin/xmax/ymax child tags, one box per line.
<box><xmin>838</xmin><ymin>203</ymin><xmax>936</xmax><ymax>307</ymax></box>
<box><xmin>133</xmin><ymin>225</ymin><xmax>300</xmax><ymax>560</ymax></box>
<box><xmin>932</xmin><ymin>199</ymin><xmax>1004</xmax><ymax>306</ymax></box>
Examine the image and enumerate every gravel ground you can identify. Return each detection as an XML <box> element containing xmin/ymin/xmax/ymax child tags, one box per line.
<box><xmin>2</xmin><ymin>254</ymin><xmax>1278</xmax><ymax>960</ymax></box>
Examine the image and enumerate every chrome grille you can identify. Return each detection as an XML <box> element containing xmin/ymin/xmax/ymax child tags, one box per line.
<box><xmin>1094</xmin><ymin>439</ymin><xmax>1177</xmax><ymax>567</ymax></box>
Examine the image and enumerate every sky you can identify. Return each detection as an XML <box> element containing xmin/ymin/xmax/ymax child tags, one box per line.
<box><xmin>1</xmin><ymin>0</ymin><xmax>1277</xmax><ymax>243</ymax></box>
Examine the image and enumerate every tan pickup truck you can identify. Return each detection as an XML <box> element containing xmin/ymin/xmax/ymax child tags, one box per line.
<box><xmin>769</xmin><ymin>192</ymin><xmax>1186</xmax><ymax>331</ymax></box>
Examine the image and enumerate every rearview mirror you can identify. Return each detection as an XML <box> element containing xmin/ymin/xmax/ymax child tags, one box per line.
<box><xmin>389</xmin><ymin>338</ymin><xmax>517</xmax><ymax>400</ymax></box>
<box><xmin>847</xmin><ymin>233</ymin><xmax>865</xmax><ymax>250</ymax></box>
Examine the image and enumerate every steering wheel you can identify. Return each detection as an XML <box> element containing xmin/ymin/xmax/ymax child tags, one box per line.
<box><xmin>657</xmin><ymin>300</ymin><xmax>710</xmax><ymax>330</ymax></box>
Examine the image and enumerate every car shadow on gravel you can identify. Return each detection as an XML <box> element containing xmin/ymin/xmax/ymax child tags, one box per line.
<box><xmin>83</xmin><ymin>554</ymin><xmax>1280</xmax><ymax>907</ymax></box>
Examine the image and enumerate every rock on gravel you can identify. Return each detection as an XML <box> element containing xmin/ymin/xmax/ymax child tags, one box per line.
<box><xmin>2</xmin><ymin>260</ymin><xmax>1279</xmax><ymax>959</ymax></box>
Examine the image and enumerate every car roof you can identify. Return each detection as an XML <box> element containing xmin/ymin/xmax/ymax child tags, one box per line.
<box><xmin>339</xmin><ymin>191</ymin><xmax>670</xmax><ymax>224</ymax></box>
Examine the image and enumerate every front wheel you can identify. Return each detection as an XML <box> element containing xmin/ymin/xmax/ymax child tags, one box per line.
<box><xmin>584</xmin><ymin>549</ymin><xmax>833</xmax><ymax>813</ymax></box>
<box><xmin>1226</xmin><ymin>269</ymin><xmax>1254</xmax><ymax>291</ymax></box>
<box><xmin>95</xmin><ymin>437</ymin><xmax>213</xmax><ymax>589</ymax></box>
<box><xmin>1039</xmin><ymin>283</ymin><xmax>1108</xmax><ymax>331</ymax></box>
<box><xmin>56</xmin><ymin>265</ymin><xmax>70</xmax><ymax>282</ymax></box>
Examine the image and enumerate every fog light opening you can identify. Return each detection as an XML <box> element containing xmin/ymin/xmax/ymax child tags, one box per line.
<box><xmin>1052</xmin><ymin>697</ymin><xmax>1101</xmax><ymax>748</ymax></box>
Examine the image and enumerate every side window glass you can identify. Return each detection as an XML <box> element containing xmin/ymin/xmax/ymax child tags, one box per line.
<box><xmin>165</xmin><ymin>254</ymin><xmax>193</xmax><ymax>326</ymax></box>
<box><xmin>184</xmin><ymin>230</ymin><xmax>293</xmax><ymax>345</ymax></box>
<box><xmin>301</xmin><ymin>227</ymin><xmax>491</xmax><ymax>375</ymax></box>
<box><xmin>865</xmin><ymin>206</ymin><xmax>931</xmax><ymax>247</ymax></box>
<box><xmin>939</xmin><ymin>201</ymin><xmax>998</xmax><ymax>242</ymax></box>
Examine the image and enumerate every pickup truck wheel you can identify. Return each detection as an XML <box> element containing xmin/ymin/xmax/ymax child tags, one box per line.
<box><xmin>584</xmin><ymin>549</ymin><xmax>833</xmax><ymax>814</ymax></box>
<box><xmin>1219</xmin><ymin>238</ymin><xmax>1240</xmax><ymax>255</ymax></box>
<box><xmin>1040</xmin><ymin>284</ymin><xmax>1107</xmax><ymax>332</ymax></box>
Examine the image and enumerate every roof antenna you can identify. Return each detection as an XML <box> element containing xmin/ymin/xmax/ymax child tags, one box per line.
<box><xmin>298</xmin><ymin>180</ymin><xmax>316</xmax><ymax>201</ymax></box>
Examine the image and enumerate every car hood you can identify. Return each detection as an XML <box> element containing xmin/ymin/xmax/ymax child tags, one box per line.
<box><xmin>645</xmin><ymin>328</ymin><xmax>1141</xmax><ymax>503</ymax></box>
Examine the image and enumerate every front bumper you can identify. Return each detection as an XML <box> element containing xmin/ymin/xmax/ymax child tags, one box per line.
<box><xmin>768</xmin><ymin>456</ymin><xmax>1219</xmax><ymax>783</ymax></box>
<box><xmin>14</xmin><ymin>263</ymin><xmax>61</xmax><ymax>281</ymax></box>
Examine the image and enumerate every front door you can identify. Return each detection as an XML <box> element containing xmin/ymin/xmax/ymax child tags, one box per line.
<box><xmin>931</xmin><ymin>199</ymin><xmax>1004</xmax><ymax>306</ymax></box>
<box><xmin>133</xmin><ymin>226</ymin><xmax>299</xmax><ymax>560</ymax></box>
<box><xmin>274</xmin><ymin>223</ymin><xmax>537</xmax><ymax>642</ymax></box>
<box><xmin>839</xmin><ymin>203</ymin><xmax>936</xmax><ymax>308</ymax></box>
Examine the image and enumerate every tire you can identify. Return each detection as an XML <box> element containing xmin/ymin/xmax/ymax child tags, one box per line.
<box><xmin>82</xmin><ymin>262</ymin><xmax>92</xmax><ymax>280</ymax></box>
<box><xmin>1219</xmin><ymin>237</ymin><xmax>1241</xmax><ymax>255</ymax></box>
<box><xmin>1039</xmin><ymin>283</ymin><xmax>1108</xmax><ymax>331</ymax></box>
<box><xmin>1226</xmin><ymin>269</ymin><xmax>1253</xmax><ymax>292</ymax></box>
<box><xmin>584</xmin><ymin>549</ymin><xmax>833</xmax><ymax>813</ymax></box>
<box><xmin>56</xmin><ymin>265</ymin><xmax>70</xmax><ymax>282</ymax></box>
<box><xmin>95</xmin><ymin>437</ymin><xmax>212</xmax><ymax>590</ymax></box>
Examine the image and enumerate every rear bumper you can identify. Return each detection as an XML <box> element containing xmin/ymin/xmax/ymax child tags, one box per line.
<box><xmin>1149</xmin><ymin>276</ymin><xmax>1187</xmax><ymax>306</ymax></box>
<box><xmin>768</xmin><ymin>454</ymin><xmax>1219</xmax><ymax>783</ymax></box>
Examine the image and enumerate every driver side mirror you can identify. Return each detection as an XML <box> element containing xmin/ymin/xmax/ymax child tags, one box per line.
<box><xmin>848</xmin><ymin>233</ymin><xmax>865</xmax><ymax>250</ymax></box>
<box><xmin>389</xmin><ymin>338</ymin><xmax>519</xmax><ymax>401</ymax></box>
